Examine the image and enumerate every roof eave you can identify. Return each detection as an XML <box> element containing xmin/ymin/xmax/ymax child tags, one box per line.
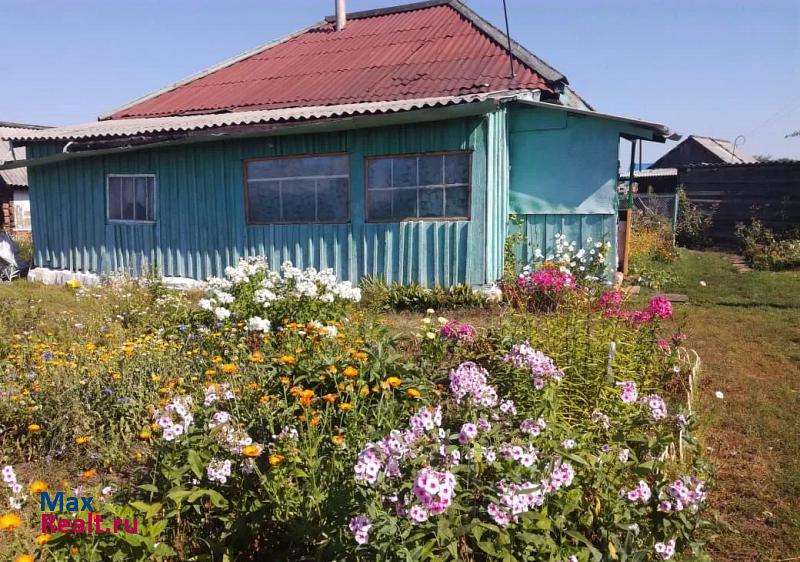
<box><xmin>514</xmin><ymin>99</ymin><xmax>677</xmax><ymax>142</ymax></box>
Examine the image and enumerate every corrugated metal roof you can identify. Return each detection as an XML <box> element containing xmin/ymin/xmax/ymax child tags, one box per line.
<box><xmin>619</xmin><ymin>168</ymin><xmax>678</xmax><ymax>179</ymax></box>
<box><xmin>0</xmin><ymin>92</ymin><xmax>509</xmax><ymax>142</ymax></box>
<box><xmin>691</xmin><ymin>136</ymin><xmax>757</xmax><ymax>164</ymax></box>
<box><xmin>0</xmin><ymin>130</ymin><xmax>31</xmax><ymax>186</ymax></box>
<box><xmin>105</xmin><ymin>1</ymin><xmax>554</xmax><ymax>120</ymax></box>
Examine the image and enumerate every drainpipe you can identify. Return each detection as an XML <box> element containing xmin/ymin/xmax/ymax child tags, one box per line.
<box><xmin>335</xmin><ymin>0</ymin><xmax>346</xmax><ymax>30</ymax></box>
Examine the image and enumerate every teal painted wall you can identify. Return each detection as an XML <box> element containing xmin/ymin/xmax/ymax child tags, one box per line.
<box><xmin>27</xmin><ymin>115</ymin><xmax>498</xmax><ymax>286</ymax></box>
<box><xmin>507</xmin><ymin>104</ymin><xmax>626</xmax><ymax>275</ymax></box>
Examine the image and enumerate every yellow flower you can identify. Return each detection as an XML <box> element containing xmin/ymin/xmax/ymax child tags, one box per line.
<box><xmin>36</xmin><ymin>533</ymin><xmax>52</xmax><ymax>545</ymax></box>
<box><xmin>85</xmin><ymin>343</ymin><xmax>97</xmax><ymax>352</ymax></box>
<box><xmin>65</xmin><ymin>279</ymin><xmax>81</xmax><ymax>289</ymax></box>
<box><xmin>0</xmin><ymin>512</ymin><xmax>22</xmax><ymax>530</ymax></box>
<box><xmin>75</xmin><ymin>436</ymin><xmax>92</xmax><ymax>445</ymax></box>
<box><xmin>249</xmin><ymin>351</ymin><xmax>264</xmax><ymax>363</ymax></box>
<box><xmin>15</xmin><ymin>555</ymin><xmax>34</xmax><ymax>562</ymax></box>
<box><xmin>138</xmin><ymin>430</ymin><xmax>151</xmax><ymax>440</ymax></box>
<box><xmin>360</xmin><ymin>386</ymin><xmax>370</xmax><ymax>397</ymax></box>
<box><xmin>268</xmin><ymin>454</ymin><xmax>284</xmax><ymax>466</ymax></box>
<box><xmin>406</xmin><ymin>388</ymin><xmax>421</xmax><ymax>399</ymax></box>
<box><xmin>112</xmin><ymin>372</ymin><xmax>122</xmax><ymax>380</ymax></box>
<box><xmin>385</xmin><ymin>377</ymin><xmax>402</xmax><ymax>388</ymax></box>
<box><xmin>277</xmin><ymin>355</ymin><xmax>296</xmax><ymax>365</ymax></box>
<box><xmin>339</xmin><ymin>402</ymin><xmax>353</xmax><ymax>412</ymax></box>
<box><xmin>221</xmin><ymin>363</ymin><xmax>238</xmax><ymax>374</ymax></box>
<box><xmin>322</xmin><ymin>393</ymin><xmax>337</xmax><ymax>403</ymax></box>
<box><xmin>211</xmin><ymin>355</ymin><xmax>223</xmax><ymax>364</ymax></box>
<box><xmin>352</xmin><ymin>351</ymin><xmax>368</xmax><ymax>362</ymax></box>
<box><xmin>81</xmin><ymin>469</ymin><xmax>97</xmax><ymax>480</ymax></box>
<box><xmin>343</xmin><ymin>366</ymin><xmax>358</xmax><ymax>378</ymax></box>
<box><xmin>29</xmin><ymin>481</ymin><xmax>48</xmax><ymax>494</ymax></box>
<box><xmin>242</xmin><ymin>445</ymin><xmax>262</xmax><ymax>458</ymax></box>
<box><xmin>27</xmin><ymin>423</ymin><xmax>41</xmax><ymax>432</ymax></box>
<box><xmin>204</xmin><ymin>368</ymin><xmax>216</xmax><ymax>377</ymax></box>
<box><xmin>332</xmin><ymin>435</ymin><xmax>345</xmax><ymax>446</ymax></box>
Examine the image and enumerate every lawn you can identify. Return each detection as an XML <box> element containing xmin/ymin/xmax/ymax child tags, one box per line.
<box><xmin>637</xmin><ymin>250</ymin><xmax>800</xmax><ymax>560</ymax></box>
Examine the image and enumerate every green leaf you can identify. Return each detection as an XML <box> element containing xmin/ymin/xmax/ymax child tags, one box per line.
<box><xmin>565</xmin><ymin>530</ymin><xmax>603</xmax><ymax>561</ymax></box>
<box><xmin>187</xmin><ymin>449</ymin><xmax>204</xmax><ymax>479</ymax></box>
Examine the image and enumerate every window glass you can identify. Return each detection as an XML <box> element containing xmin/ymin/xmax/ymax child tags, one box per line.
<box><xmin>12</xmin><ymin>191</ymin><xmax>31</xmax><ymax>231</ymax></box>
<box><xmin>245</xmin><ymin>155</ymin><xmax>349</xmax><ymax>223</ymax></box>
<box><xmin>107</xmin><ymin>175</ymin><xmax>156</xmax><ymax>222</ymax></box>
<box><xmin>366</xmin><ymin>152</ymin><xmax>470</xmax><ymax>221</ymax></box>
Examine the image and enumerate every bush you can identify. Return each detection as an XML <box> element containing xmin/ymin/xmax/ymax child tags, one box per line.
<box><xmin>734</xmin><ymin>219</ymin><xmax>800</xmax><ymax>270</ymax></box>
<box><xmin>629</xmin><ymin>211</ymin><xmax>675</xmax><ymax>263</ymax></box>
<box><xmin>359</xmin><ymin>278</ymin><xmax>488</xmax><ymax>312</ymax></box>
<box><xmin>675</xmin><ymin>188</ymin><xmax>716</xmax><ymax>249</ymax></box>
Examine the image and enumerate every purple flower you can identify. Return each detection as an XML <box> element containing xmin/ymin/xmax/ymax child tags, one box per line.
<box><xmin>617</xmin><ymin>381</ymin><xmax>638</xmax><ymax>403</ymax></box>
<box><xmin>654</xmin><ymin>539</ymin><xmax>676</xmax><ymax>560</ymax></box>
<box><xmin>349</xmin><ymin>515</ymin><xmax>371</xmax><ymax>545</ymax></box>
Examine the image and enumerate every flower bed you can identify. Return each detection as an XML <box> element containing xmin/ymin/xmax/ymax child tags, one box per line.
<box><xmin>0</xmin><ymin>258</ymin><xmax>709</xmax><ymax>561</ymax></box>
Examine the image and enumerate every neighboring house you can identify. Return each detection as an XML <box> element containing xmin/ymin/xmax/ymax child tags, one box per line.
<box><xmin>650</xmin><ymin>135</ymin><xmax>756</xmax><ymax>168</ymax></box>
<box><xmin>0</xmin><ymin>122</ymin><xmax>48</xmax><ymax>237</ymax></box>
<box><xmin>0</xmin><ymin>0</ymin><xmax>671</xmax><ymax>286</ymax></box>
<box><xmin>620</xmin><ymin>135</ymin><xmax>757</xmax><ymax>193</ymax></box>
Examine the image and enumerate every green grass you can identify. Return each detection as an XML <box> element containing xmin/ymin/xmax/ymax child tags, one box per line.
<box><xmin>637</xmin><ymin>250</ymin><xmax>800</xmax><ymax>560</ymax></box>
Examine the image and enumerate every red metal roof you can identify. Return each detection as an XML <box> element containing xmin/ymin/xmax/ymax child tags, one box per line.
<box><xmin>108</xmin><ymin>2</ymin><xmax>553</xmax><ymax>120</ymax></box>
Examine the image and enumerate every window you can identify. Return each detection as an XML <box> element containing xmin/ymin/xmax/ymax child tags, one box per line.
<box><xmin>366</xmin><ymin>152</ymin><xmax>471</xmax><ymax>222</ymax></box>
<box><xmin>245</xmin><ymin>154</ymin><xmax>350</xmax><ymax>224</ymax></box>
<box><xmin>107</xmin><ymin>175</ymin><xmax>156</xmax><ymax>222</ymax></box>
<box><xmin>12</xmin><ymin>190</ymin><xmax>31</xmax><ymax>231</ymax></box>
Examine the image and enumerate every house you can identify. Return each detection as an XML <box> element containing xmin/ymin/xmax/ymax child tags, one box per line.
<box><xmin>0</xmin><ymin>122</ymin><xmax>48</xmax><ymax>238</ymax></box>
<box><xmin>650</xmin><ymin>135</ymin><xmax>756</xmax><ymax>168</ymax></box>
<box><xmin>0</xmin><ymin>0</ymin><xmax>671</xmax><ymax>286</ymax></box>
<box><xmin>620</xmin><ymin>135</ymin><xmax>757</xmax><ymax>194</ymax></box>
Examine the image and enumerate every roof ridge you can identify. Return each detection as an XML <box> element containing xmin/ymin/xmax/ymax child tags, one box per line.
<box><xmin>324</xmin><ymin>0</ymin><xmax>453</xmax><ymax>21</ymax></box>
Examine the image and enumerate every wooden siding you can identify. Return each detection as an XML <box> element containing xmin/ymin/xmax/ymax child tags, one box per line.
<box><xmin>509</xmin><ymin>213</ymin><xmax>617</xmax><ymax>275</ymax></box>
<box><xmin>678</xmin><ymin>162</ymin><xmax>800</xmax><ymax>245</ymax></box>
<box><xmin>27</xmin><ymin>115</ymin><xmax>495</xmax><ymax>286</ymax></box>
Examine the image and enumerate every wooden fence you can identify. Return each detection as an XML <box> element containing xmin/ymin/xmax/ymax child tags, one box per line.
<box><xmin>678</xmin><ymin>162</ymin><xmax>800</xmax><ymax>245</ymax></box>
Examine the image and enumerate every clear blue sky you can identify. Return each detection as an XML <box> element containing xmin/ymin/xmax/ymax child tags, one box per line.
<box><xmin>1</xmin><ymin>0</ymin><xmax>798</xmax><ymax>162</ymax></box>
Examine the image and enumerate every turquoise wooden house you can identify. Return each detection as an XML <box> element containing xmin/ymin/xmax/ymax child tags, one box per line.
<box><xmin>0</xmin><ymin>0</ymin><xmax>671</xmax><ymax>287</ymax></box>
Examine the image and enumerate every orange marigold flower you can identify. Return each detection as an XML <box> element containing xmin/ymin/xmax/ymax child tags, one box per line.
<box><xmin>75</xmin><ymin>436</ymin><xmax>91</xmax><ymax>445</ymax></box>
<box><xmin>339</xmin><ymin>402</ymin><xmax>353</xmax><ymax>412</ymax></box>
<box><xmin>299</xmin><ymin>389</ymin><xmax>315</xmax><ymax>407</ymax></box>
<box><xmin>327</xmin><ymin>365</ymin><xmax>338</xmax><ymax>374</ymax></box>
<box><xmin>277</xmin><ymin>355</ymin><xmax>295</xmax><ymax>365</ymax></box>
<box><xmin>29</xmin><ymin>481</ymin><xmax>48</xmax><ymax>494</ymax></box>
<box><xmin>27</xmin><ymin>424</ymin><xmax>41</xmax><ymax>432</ymax></box>
<box><xmin>280</xmin><ymin>376</ymin><xmax>291</xmax><ymax>386</ymax></box>
<box><xmin>249</xmin><ymin>351</ymin><xmax>264</xmax><ymax>363</ymax></box>
<box><xmin>332</xmin><ymin>435</ymin><xmax>345</xmax><ymax>446</ymax></box>
<box><xmin>343</xmin><ymin>366</ymin><xmax>358</xmax><ymax>378</ymax></box>
<box><xmin>322</xmin><ymin>393</ymin><xmax>337</xmax><ymax>403</ymax></box>
<box><xmin>221</xmin><ymin>363</ymin><xmax>238</xmax><ymax>374</ymax></box>
<box><xmin>406</xmin><ymin>388</ymin><xmax>421</xmax><ymax>399</ymax></box>
<box><xmin>0</xmin><ymin>512</ymin><xmax>23</xmax><ymax>530</ymax></box>
<box><xmin>81</xmin><ymin>469</ymin><xmax>97</xmax><ymax>480</ymax></box>
<box><xmin>352</xmin><ymin>351</ymin><xmax>368</xmax><ymax>362</ymax></box>
<box><xmin>259</xmin><ymin>395</ymin><xmax>271</xmax><ymax>405</ymax></box>
<box><xmin>15</xmin><ymin>555</ymin><xmax>34</xmax><ymax>562</ymax></box>
<box><xmin>241</xmin><ymin>445</ymin><xmax>262</xmax><ymax>458</ymax></box>
<box><xmin>385</xmin><ymin>377</ymin><xmax>402</xmax><ymax>388</ymax></box>
<box><xmin>268</xmin><ymin>454</ymin><xmax>284</xmax><ymax>466</ymax></box>
<box><xmin>36</xmin><ymin>533</ymin><xmax>52</xmax><ymax>545</ymax></box>
<box><xmin>310</xmin><ymin>415</ymin><xmax>321</xmax><ymax>426</ymax></box>
<box><xmin>360</xmin><ymin>387</ymin><xmax>370</xmax><ymax>397</ymax></box>
<box><xmin>204</xmin><ymin>368</ymin><xmax>216</xmax><ymax>377</ymax></box>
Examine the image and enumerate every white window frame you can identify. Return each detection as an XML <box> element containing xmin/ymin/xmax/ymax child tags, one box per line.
<box><xmin>12</xmin><ymin>190</ymin><xmax>32</xmax><ymax>231</ymax></box>
<box><xmin>106</xmin><ymin>174</ymin><xmax>157</xmax><ymax>224</ymax></box>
